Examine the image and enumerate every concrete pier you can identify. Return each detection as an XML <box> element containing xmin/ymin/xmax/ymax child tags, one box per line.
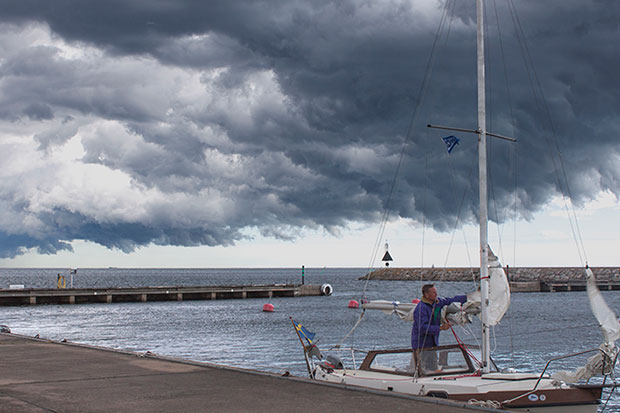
<box><xmin>0</xmin><ymin>333</ymin><xmax>492</xmax><ymax>412</ymax></box>
<box><xmin>0</xmin><ymin>283</ymin><xmax>330</xmax><ymax>306</ymax></box>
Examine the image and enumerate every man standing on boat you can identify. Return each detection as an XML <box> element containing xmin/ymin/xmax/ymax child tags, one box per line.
<box><xmin>411</xmin><ymin>284</ymin><xmax>467</xmax><ymax>373</ymax></box>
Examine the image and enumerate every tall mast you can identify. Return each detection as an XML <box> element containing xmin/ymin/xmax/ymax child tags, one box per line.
<box><xmin>477</xmin><ymin>0</ymin><xmax>491</xmax><ymax>373</ymax></box>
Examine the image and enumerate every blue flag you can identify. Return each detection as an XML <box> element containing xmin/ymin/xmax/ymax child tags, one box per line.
<box><xmin>442</xmin><ymin>135</ymin><xmax>460</xmax><ymax>154</ymax></box>
<box><xmin>293</xmin><ymin>319</ymin><xmax>316</xmax><ymax>345</ymax></box>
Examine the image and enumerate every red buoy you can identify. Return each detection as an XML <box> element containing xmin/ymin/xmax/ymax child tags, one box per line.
<box><xmin>262</xmin><ymin>303</ymin><xmax>274</xmax><ymax>312</ymax></box>
<box><xmin>348</xmin><ymin>300</ymin><xmax>359</xmax><ymax>308</ymax></box>
<box><xmin>412</xmin><ymin>298</ymin><xmax>420</xmax><ymax>304</ymax></box>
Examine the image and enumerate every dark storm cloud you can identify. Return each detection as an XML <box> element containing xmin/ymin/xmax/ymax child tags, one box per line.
<box><xmin>0</xmin><ymin>0</ymin><xmax>618</xmax><ymax>258</ymax></box>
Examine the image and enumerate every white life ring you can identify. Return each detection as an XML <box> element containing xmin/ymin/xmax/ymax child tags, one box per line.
<box><xmin>320</xmin><ymin>283</ymin><xmax>333</xmax><ymax>296</ymax></box>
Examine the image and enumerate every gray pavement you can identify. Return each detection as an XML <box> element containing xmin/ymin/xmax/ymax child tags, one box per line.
<box><xmin>0</xmin><ymin>333</ymin><xmax>494</xmax><ymax>412</ymax></box>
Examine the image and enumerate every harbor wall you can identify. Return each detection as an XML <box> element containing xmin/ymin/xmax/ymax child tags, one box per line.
<box><xmin>364</xmin><ymin>267</ymin><xmax>620</xmax><ymax>282</ymax></box>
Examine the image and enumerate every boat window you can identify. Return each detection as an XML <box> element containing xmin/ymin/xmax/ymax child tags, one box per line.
<box><xmin>416</xmin><ymin>347</ymin><xmax>472</xmax><ymax>376</ymax></box>
<box><xmin>368</xmin><ymin>351</ymin><xmax>416</xmax><ymax>374</ymax></box>
<box><xmin>362</xmin><ymin>346</ymin><xmax>475</xmax><ymax>376</ymax></box>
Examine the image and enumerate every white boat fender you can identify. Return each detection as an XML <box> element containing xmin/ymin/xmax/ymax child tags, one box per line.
<box><xmin>320</xmin><ymin>284</ymin><xmax>333</xmax><ymax>296</ymax></box>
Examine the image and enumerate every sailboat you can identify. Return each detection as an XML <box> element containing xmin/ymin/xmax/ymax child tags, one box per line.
<box><xmin>301</xmin><ymin>0</ymin><xmax>619</xmax><ymax>411</ymax></box>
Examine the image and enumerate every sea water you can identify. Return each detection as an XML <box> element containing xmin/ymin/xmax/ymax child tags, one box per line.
<box><xmin>0</xmin><ymin>268</ymin><xmax>618</xmax><ymax>411</ymax></box>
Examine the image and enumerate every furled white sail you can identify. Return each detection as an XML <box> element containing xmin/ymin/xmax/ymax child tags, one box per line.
<box><xmin>362</xmin><ymin>300</ymin><xmax>416</xmax><ymax>321</ymax></box>
<box><xmin>551</xmin><ymin>267</ymin><xmax>620</xmax><ymax>383</ymax></box>
<box><xmin>586</xmin><ymin>267</ymin><xmax>620</xmax><ymax>344</ymax></box>
<box><xmin>458</xmin><ymin>247</ymin><xmax>510</xmax><ymax>326</ymax></box>
<box><xmin>551</xmin><ymin>349</ymin><xmax>616</xmax><ymax>383</ymax></box>
<box><xmin>487</xmin><ymin>248</ymin><xmax>510</xmax><ymax>326</ymax></box>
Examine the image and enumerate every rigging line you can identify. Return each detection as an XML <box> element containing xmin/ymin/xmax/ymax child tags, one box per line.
<box><xmin>442</xmin><ymin>166</ymin><xmax>458</xmax><ymax>267</ymax></box>
<box><xmin>507</xmin><ymin>0</ymin><xmax>588</xmax><ymax>266</ymax></box>
<box><xmin>440</xmin><ymin>147</ymin><xmax>461</xmax><ymax>274</ymax></box>
<box><xmin>444</xmin><ymin>0</ymin><xmax>457</xmax><ymax>41</ymax></box>
<box><xmin>332</xmin><ymin>311</ymin><xmax>366</xmax><ymax>350</ymax></box>
<box><xmin>460</xmin><ymin>228</ymin><xmax>476</xmax><ymax>289</ymax></box>
<box><xmin>487</xmin><ymin>159</ymin><xmax>506</xmax><ymax>258</ymax></box>
<box><xmin>510</xmin><ymin>148</ymin><xmax>518</xmax><ymax>363</ymax></box>
<box><xmin>600</xmin><ymin>382</ymin><xmax>618</xmax><ymax>413</ymax></box>
<box><xmin>489</xmin><ymin>0</ymin><xmax>514</xmax><ymax>254</ymax></box>
<box><xmin>450</xmin><ymin>326</ymin><xmax>482</xmax><ymax>367</ymax></box>
<box><xmin>494</xmin><ymin>0</ymin><xmax>518</xmax><ymax>367</ymax></box>
<box><xmin>421</xmin><ymin>153</ymin><xmax>428</xmax><ymax>267</ymax></box>
<box><xmin>506</xmin><ymin>0</ymin><xmax>574</xmax><ymax>219</ymax></box>
<box><xmin>441</xmin><ymin>150</ymin><xmax>478</xmax><ymax>281</ymax></box>
<box><xmin>434</xmin><ymin>0</ymin><xmax>465</xmax><ymax>284</ymax></box>
<box><xmin>417</xmin><ymin>300</ymin><xmax>437</xmax><ymax>372</ymax></box>
<box><xmin>365</xmin><ymin>0</ymin><xmax>452</xmax><ymax>269</ymax></box>
<box><xmin>436</xmin><ymin>0</ymin><xmax>474</xmax><ymax>281</ymax></box>
<box><xmin>453</xmin><ymin>172</ymin><xmax>476</xmax><ymax>287</ymax></box>
<box><xmin>483</xmin><ymin>0</ymin><xmax>506</xmax><ymax>260</ymax></box>
<box><xmin>505</xmin><ymin>262</ymin><xmax>515</xmax><ymax>365</ymax></box>
<box><xmin>416</xmin><ymin>294</ymin><xmax>458</xmax><ymax>374</ymax></box>
<box><xmin>506</xmin><ymin>0</ymin><xmax>575</xmax><ymax>260</ymax></box>
<box><xmin>461</xmin><ymin>322</ymin><xmax>602</xmax><ymax>343</ymax></box>
<box><xmin>519</xmin><ymin>11</ymin><xmax>588</xmax><ymax>267</ymax></box>
<box><xmin>486</xmin><ymin>143</ymin><xmax>509</xmax><ymax>266</ymax></box>
<box><xmin>417</xmin><ymin>0</ymin><xmax>456</xmax><ymax>272</ymax></box>
<box><xmin>462</xmin><ymin>323</ymin><xmax>482</xmax><ymax>349</ymax></box>
<box><xmin>419</xmin><ymin>0</ymin><xmax>456</xmax><ymax>271</ymax></box>
<box><xmin>362</xmin><ymin>0</ymin><xmax>453</xmax><ymax>296</ymax></box>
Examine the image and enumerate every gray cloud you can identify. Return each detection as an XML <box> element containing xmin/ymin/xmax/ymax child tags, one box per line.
<box><xmin>0</xmin><ymin>0</ymin><xmax>618</xmax><ymax>258</ymax></box>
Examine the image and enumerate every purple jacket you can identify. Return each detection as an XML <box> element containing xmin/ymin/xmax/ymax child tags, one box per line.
<box><xmin>411</xmin><ymin>295</ymin><xmax>467</xmax><ymax>349</ymax></box>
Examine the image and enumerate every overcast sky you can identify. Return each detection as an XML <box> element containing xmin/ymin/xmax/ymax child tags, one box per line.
<box><xmin>0</xmin><ymin>0</ymin><xmax>618</xmax><ymax>268</ymax></box>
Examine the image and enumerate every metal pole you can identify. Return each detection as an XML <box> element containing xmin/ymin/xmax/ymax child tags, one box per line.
<box><xmin>290</xmin><ymin>317</ymin><xmax>313</xmax><ymax>378</ymax></box>
<box><xmin>477</xmin><ymin>0</ymin><xmax>491</xmax><ymax>374</ymax></box>
<box><xmin>301</xmin><ymin>265</ymin><xmax>305</xmax><ymax>285</ymax></box>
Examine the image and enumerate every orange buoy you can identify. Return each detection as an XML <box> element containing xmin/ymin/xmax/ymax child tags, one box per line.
<box><xmin>348</xmin><ymin>300</ymin><xmax>359</xmax><ymax>308</ymax></box>
<box><xmin>412</xmin><ymin>299</ymin><xmax>420</xmax><ymax>304</ymax></box>
<box><xmin>262</xmin><ymin>303</ymin><xmax>275</xmax><ymax>312</ymax></box>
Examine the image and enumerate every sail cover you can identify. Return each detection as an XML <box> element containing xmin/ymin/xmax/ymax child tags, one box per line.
<box><xmin>586</xmin><ymin>267</ymin><xmax>620</xmax><ymax>344</ymax></box>
<box><xmin>487</xmin><ymin>247</ymin><xmax>510</xmax><ymax>326</ymax></box>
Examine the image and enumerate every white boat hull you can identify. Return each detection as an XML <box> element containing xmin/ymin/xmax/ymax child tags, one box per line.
<box><xmin>314</xmin><ymin>367</ymin><xmax>602</xmax><ymax>411</ymax></box>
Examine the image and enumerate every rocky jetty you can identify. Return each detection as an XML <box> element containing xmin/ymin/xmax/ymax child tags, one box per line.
<box><xmin>362</xmin><ymin>267</ymin><xmax>620</xmax><ymax>282</ymax></box>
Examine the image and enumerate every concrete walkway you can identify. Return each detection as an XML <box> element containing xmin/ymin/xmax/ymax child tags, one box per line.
<box><xmin>0</xmin><ymin>333</ymin><xmax>494</xmax><ymax>413</ymax></box>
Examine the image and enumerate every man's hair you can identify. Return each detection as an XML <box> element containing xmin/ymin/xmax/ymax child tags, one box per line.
<box><xmin>422</xmin><ymin>284</ymin><xmax>435</xmax><ymax>296</ymax></box>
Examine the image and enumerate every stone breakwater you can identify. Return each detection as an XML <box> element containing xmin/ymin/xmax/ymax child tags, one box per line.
<box><xmin>362</xmin><ymin>267</ymin><xmax>620</xmax><ymax>282</ymax></box>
